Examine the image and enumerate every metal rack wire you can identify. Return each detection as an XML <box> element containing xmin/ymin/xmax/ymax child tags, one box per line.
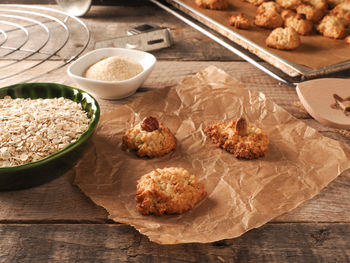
<box><xmin>0</xmin><ymin>4</ymin><xmax>90</xmax><ymax>85</ymax></box>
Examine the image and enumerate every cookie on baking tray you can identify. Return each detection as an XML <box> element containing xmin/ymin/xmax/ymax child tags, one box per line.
<box><xmin>276</xmin><ymin>0</ymin><xmax>302</xmax><ymax>9</ymax></box>
<box><xmin>265</xmin><ymin>27</ymin><xmax>301</xmax><ymax>50</ymax></box>
<box><xmin>122</xmin><ymin>116</ymin><xmax>177</xmax><ymax>158</ymax></box>
<box><xmin>345</xmin><ymin>35</ymin><xmax>350</xmax><ymax>43</ymax></box>
<box><xmin>204</xmin><ymin>117</ymin><xmax>269</xmax><ymax>159</ymax></box>
<box><xmin>283</xmin><ymin>11</ymin><xmax>314</xmax><ymax>35</ymax></box>
<box><xmin>316</xmin><ymin>15</ymin><xmax>346</xmax><ymax>39</ymax></box>
<box><xmin>229</xmin><ymin>13</ymin><xmax>251</xmax><ymax>29</ymax></box>
<box><xmin>136</xmin><ymin>167</ymin><xmax>207</xmax><ymax>215</ymax></box>
<box><xmin>195</xmin><ymin>0</ymin><xmax>229</xmax><ymax>10</ymax></box>
<box><xmin>330</xmin><ymin>1</ymin><xmax>350</xmax><ymax>25</ymax></box>
<box><xmin>296</xmin><ymin>2</ymin><xmax>326</xmax><ymax>22</ymax></box>
<box><xmin>244</xmin><ymin>0</ymin><xmax>267</xmax><ymax>6</ymax></box>
<box><xmin>254</xmin><ymin>2</ymin><xmax>284</xmax><ymax>29</ymax></box>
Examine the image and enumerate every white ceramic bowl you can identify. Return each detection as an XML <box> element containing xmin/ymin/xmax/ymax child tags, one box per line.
<box><xmin>67</xmin><ymin>48</ymin><xmax>156</xmax><ymax>99</ymax></box>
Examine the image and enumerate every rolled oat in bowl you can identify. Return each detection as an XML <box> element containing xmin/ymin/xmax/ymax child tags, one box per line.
<box><xmin>0</xmin><ymin>96</ymin><xmax>90</xmax><ymax>167</ymax></box>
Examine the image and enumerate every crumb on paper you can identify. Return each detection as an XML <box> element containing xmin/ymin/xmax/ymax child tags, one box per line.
<box><xmin>217</xmin><ymin>255</ymin><xmax>226</xmax><ymax>262</ymax></box>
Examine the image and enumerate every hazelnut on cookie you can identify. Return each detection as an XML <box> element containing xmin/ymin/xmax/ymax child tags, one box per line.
<box><xmin>122</xmin><ymin>116</ymin><xmax>177</xmax><ymax>158</ymax></box>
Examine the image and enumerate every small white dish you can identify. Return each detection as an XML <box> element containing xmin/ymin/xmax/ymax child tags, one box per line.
<box><xmin>67</xmin><ymin>48</ymin><xmax>156</xmax><ymax>100</ymax></box>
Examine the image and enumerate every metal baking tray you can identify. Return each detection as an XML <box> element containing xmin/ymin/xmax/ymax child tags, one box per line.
<box><xmin>150</xmin><ymin>0</ymin><xmax>350</xmax><ymax>83</ymax></box>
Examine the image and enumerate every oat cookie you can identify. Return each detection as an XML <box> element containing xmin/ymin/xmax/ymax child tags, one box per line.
<box><xmin>317</xmin><ymin>15</ymin><xmax>346</xmax><ymax>38</ymax></box>
<box><xmin>345</xmin><ymin>35</ymin><xmax>350</xmax><ymax>43</ymax></box>
<box><xmin>229</xmin><ymin>13</ymin><xmax>251</xmax><ymax>29</ymax></box>
<box><xmin>122</xmin><ymin>116</ymin><xmax>177</xmax><ymax>158</ymax></box>
<box><xmin>255</xmin><ymin>2</ymin><xmax>284</xmax><ymax>29</ymax></box>
<box><xmin>284</xmin><ymin>12</ymin><xmax>314</xmax><ymax>35</ymax></box>
<box><xmin>276</xmin><ymin>0</ymin><xmax>302</xmax><ymax>9</ymax></box>
<box><xmin>257</xmin><ymin>1</ymin><xmax>282</xmax><ymax>13</ymax></box>
<box><xmin>195</xmin><ymin>0</ymin><xmax>229</xmax><ymax>9</ymax></box>
<box><xmin>244</xmin><ymin>0</ymin><xmax>267</xmax><ymax>6</ymax></box>
<box><xmin>136</xmin><ymin>167</ymin><xmax>207</xmax><ymax>215</ymax></box>
<box><xmin>266</xmin><ymin>27</ymin><xmax>301</xmax><ymax>50</ymax></box>
<box><xmin>330</xmin><ymin>1</ymin><xmax>350</xmax><ymax>25</ymax></box>
<box><xmin>296</xmin><ymin>4</ymin><xmax>325</xmax><ymax>22</ymax></box>
<box><xmin>303</xmin><ymin>0</ymin><xmax>328</xmax><ymax>10</ymax></box>
<box><xmin>204</xmin><ymin>117</ymin><xmax>269</xmax><ymax>159</ymax></box>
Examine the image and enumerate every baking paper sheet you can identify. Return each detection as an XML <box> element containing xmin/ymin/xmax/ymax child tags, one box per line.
<box><xmin>70</xmin><ymin>66</ymin><xmax>350</xmax><ymax>244</ymax></box>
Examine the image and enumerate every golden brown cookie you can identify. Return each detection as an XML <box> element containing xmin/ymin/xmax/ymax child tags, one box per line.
<box><xmin>317</xmin><ymin>15</ymin><xmax>346</xmax><ymax>38</ymax></box>
<box><xmin>276</xmin><ymin>0</ymin><xmax>302</xmax><ymax>9</ymax></box>
<box><xmin>281</xmin><ymin>9</ymin><xmax>295</xmax><ymax>20</ymax></box>
<box><xmin>244</xmin><ymin>0</ymin><xmax>267</xmax><ymax>6</ymax></box>
<box><xmin>122</xmin><ymin>116</ymin><xmax>177</xmax><ymax>158</ymax></box>
<box><xmin>229</xmin><ymin>13</ymin><xmax>251</xmax><ymax>29</ymax></box>
<box><xmin>296</xmin><ymin>4</ymin><xmax>325</xmax><ymax>22</ymax></box>
<box><xmin>284</xmin><ymin>12</ymin><xmax>314</xmax><ymax>35</ymax></box>
<box><xmin>266</xmin><ymin>27</ymin><xmax>301</xmax><ymax>50</ymax></box>
<box><xmin>255</xmin><ymin>2</ymin><xmax>284</xmax><ymax>29</ymax></box>
<box><xmin>257</xmin><ymin>1</ymin><xmax>282</xmax><ymax>14</ymax></box>
<box><xmin>330</xmin><ymin>1</ymin><xmax>350</xmax><ymax>25</ymax></box>
<box><xmin>304</xmin><ymin>0</ymin><xmax>328</xmax><ymax>10</ymax></box>
<box><xmin>345</xmin><ymin>35</ymin><xmax>350</xmax><ymax>43</ymax></box>
<box><xmin>195</xmin><ymin>0</ymin><xmax>229</xmax><ymax>9</ymax></box>
<box><xmin>136</xmin><ymin>167</ymin><xmax>207</xmax><ymax>215</ymax></box>
<box><xmin>204</xmin><ymin>117</ymin><xmax>269</xmax><ymax>159</ymax></box>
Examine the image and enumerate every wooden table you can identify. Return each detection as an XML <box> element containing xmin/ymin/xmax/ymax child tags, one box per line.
<box><xmin>1</xmin><ymin>1</ymin><xmax>350</xmax><ymax>262</ymax></box>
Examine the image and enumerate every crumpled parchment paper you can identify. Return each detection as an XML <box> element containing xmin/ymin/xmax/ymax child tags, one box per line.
<box><xmin>70</xmin><ymin>66</ymin><xmax>350</xmax><ymax>244</ymax></box>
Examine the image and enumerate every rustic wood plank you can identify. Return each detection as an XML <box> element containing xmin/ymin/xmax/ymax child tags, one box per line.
<box><xmin>0</xmin><ymin>176</ymin><xmax>108</xmax><ymax>222</ymax></box>
<box><xmin>0</xmin><ymin>223</ymin><xmax>349</xmax><ymax>262</ymax></box>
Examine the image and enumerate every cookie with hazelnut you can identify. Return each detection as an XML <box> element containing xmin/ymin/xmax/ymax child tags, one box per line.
<box><xmin>204</xmin><ymin>117</ymin><xmax>269</xmax><ymax>159</ymax></box>
<box><xmin>122</xmin><ymin>116</ymin><xmax>177</xmax><ymax>158</ymax></box>
<box><xmin>284</xmin><ymin>12</ymin><xmax>314</xmax><ymax>35</ymax></box>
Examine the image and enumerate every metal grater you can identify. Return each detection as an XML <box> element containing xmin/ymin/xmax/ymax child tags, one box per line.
<box><xmin>95</xmin><ymin>24</ymin><xmax>172</xmax><ymax>51</ymax></box>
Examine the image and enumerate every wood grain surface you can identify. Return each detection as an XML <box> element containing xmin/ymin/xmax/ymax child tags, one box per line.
<box><xmin>0</xmin><ymin>1</ymin><xmax>350</xmax><ymax>262</ymax></box>
<box><xmin>1</xmin><ymin>223</ymin><xmax>349</xmax><ymax>263</ymax></box>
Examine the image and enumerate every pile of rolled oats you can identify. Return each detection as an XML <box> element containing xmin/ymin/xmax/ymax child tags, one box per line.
<box><xmin>0</xmin><ymin>96</ymin><xmax>90</xmax><ymax>167</ymax></box>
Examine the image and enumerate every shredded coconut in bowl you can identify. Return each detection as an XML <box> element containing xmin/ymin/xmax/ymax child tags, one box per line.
<box><xmin>0</xmin><ymin>96</ymin><xmax>90</xmax><ymax>167</ymax></box>
<box><xmin>83</xmin><ymin>55</ymin><xmax>144</xmax><ymax>81</ymax></box>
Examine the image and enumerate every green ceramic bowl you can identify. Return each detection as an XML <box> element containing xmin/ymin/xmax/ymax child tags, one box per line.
<box><xmin>0</xmin><ymin>83</ymin><xmax>100</xmax><ymax>190</ymax></box>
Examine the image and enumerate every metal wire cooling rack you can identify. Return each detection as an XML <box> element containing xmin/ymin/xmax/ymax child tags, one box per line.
<box><xmin>0</xmin><ymin>4</ymin><xmax>90</xmax><ymax>85</ymax></box>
